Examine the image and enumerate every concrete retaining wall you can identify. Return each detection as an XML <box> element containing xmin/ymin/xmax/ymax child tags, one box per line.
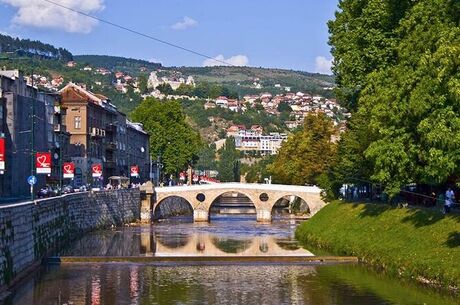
<box><xmin>0</xmin><ymin>189</ymin><xmax>140</xmax><ymax>288</ymax></box>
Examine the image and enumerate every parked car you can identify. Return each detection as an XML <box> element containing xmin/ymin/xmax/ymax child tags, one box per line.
<box><xmin>62</xmin><ymin>185</ymin><xmax>74</xmax><ymax>194</ymax></box>
<box><xmin>37</xmin><ymin>186</ymin><xmax>53</xmax><ymax>198</ymax></box>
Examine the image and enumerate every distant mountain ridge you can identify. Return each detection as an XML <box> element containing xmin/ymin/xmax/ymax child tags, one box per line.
<box><xmin>75</xmin><ymin>55</ymin><xmax>335</xmax><ymax>97</ymax></box>
<box><xmin>0</xmin><ymin>34</ymin><xmax>72</xmax><ymax>61</ymax></box>
<box><xmin>74</xmin><ymin>55</ymin><xmax>162</xmax><ymax>75</ymax></box>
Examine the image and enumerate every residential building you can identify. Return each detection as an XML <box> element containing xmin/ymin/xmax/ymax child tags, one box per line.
<box><xmin>126</xmin><ymin>121</ymin><xmax>150</xmax><ymax>182</ymax></box>
<box><xmin>60</xmin><ymin>83</ymin><xmax>119</xmax><ymax>185</ymax></box>
<box><xmin>60</xmin><ymin>83</ymin><xmax>151</xmax><ymax>186</ymax></box>
<box><xmin>0</xmin><ymin>70</ymin><xmax>68</xmax><ymax>198</ymax></box>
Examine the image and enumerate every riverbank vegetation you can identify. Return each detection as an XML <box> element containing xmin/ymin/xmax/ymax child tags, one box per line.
<box><xmin>296</xmin><ymin>201</ymin><xmax>460</xmax><ymax>290</ymax></box>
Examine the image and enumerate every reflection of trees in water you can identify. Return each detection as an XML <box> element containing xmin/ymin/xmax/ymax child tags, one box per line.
<box><xmin>154</xmin><ymin>197</ymin><xmax>194</xmax><ymax>220</ymax></box>
<box><xmin>211</xmin><ymin>237</ymin><xmax>252</xmax><ymax>253</ymax></box>
<box><xmin>156</xmin><ymin>233</ymin><xmax>190</xmax><ymax>249</ymax></box>
<box><xmin>275</xmin><ymin>239</ymin><xmax>300</xmax><ymax>251</ymax></box>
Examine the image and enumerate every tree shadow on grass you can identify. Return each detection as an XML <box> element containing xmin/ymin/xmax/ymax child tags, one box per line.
<box><xmin>401</xmin><ymin>209</ymin><xmax>445</xmax><ymax>228</ymax></box>
<box><xmin>445</xmin><ymin>231</ymin><xmax>460</xmax><ymax>248</ymax></box>
<box><xmin>354</xmin><ymin>202</ymin><xmax>394</xmax><ymax>218</ymax></box>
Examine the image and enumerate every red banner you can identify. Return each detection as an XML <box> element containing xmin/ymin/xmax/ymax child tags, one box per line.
<box><xmin>63</xmin><ymin>162</ymin><xmax>75</xmax><ymax>179</ymax></box>
<box><xmin>92</xmin><ymin>163</ymin><xmax>102</xmax><ymax>178</ymax></box>
<box><xmin>130</xmin><ymin>165</ymin><xmax>139</xmax><ymax>177</ymax></box>
<box><xmin>0</xmin><ymin>138</ymin><xmax>5</xmax><ymax>171</ymax></box>
<box><xmin>36</xmin><ymin>152</ymin><xmax>51</xmax><ymax>174</ymax></box>
<box><xmin>179</xmin><ymin>172</ymin><xmax>186</xmax><ymax>181</ymax></box>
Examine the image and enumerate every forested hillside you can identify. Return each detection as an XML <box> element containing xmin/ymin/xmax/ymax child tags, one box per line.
<box><xmin>0</xmin><ymin>34</ymin><xmax>72</xmax><ymax>61</ymax></box>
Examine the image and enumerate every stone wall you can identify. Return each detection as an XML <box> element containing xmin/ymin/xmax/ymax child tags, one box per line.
<box><xmin>0</xmin><ymin>189</ymin><xmax>140</xmax><ymax>288</ymax></box>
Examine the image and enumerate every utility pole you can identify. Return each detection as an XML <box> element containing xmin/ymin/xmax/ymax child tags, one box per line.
<box><xmin>30</xmin><ymin>69</ymin><xmax>35</xmax><ymax>201</ymax></box>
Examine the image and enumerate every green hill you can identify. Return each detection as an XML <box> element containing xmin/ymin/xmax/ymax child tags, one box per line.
<box><xmin>74</xmin><ymin>55</ymin><xmax>162</xmax><ymax>75</ymax></box>
<box><xmin>173</xmin><ymin>66</ymin><xmax>335</xmax><ymax>97</ymax></box>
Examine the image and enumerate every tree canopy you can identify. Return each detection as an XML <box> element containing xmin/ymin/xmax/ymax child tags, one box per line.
<box><xmin>268</xmin><ymin>113</ymin><xmax>336</xmax><ymax>186</ymax></box>
<box><xmin>130</xmin><ymin>98</ymin><xmax>202</xmax><ymax>175</ymax></box>
<box><xmin>328</xmin><ymin>0</ymin><xmax>460</xmax><ymax>196</ymax></box>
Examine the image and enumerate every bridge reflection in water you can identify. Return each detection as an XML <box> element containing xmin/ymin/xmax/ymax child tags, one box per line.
<box><xmin>59</xmin><ymin>218</ymin><xmax>313</xmax><ymax>258</ymax></box>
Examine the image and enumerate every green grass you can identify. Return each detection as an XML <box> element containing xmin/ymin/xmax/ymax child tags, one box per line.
<box><xmin>296</xmin><ymin>201</ymin><xmax>460</xmax><ymax>290</ymax></box>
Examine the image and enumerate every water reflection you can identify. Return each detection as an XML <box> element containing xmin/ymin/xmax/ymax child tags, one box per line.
<box><xmin>4</xmin><ymin>264</ymin><xmax>459</xmax><ymax>305</ymax></box>
<box><xmin>59</xmin><ymin>218</ymin><xmax>314</xmax><ymax>257</ymax></box>
<box><xmin>3</xmin><ymin>218</ymin><xmax>459</xmax><ymax>305</ymax></box>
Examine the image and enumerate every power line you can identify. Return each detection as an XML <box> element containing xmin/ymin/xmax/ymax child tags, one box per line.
<box><xmin>40</xmin><ymin>0</ymin><xmax>234</xmax><ymax>67</ymax></box>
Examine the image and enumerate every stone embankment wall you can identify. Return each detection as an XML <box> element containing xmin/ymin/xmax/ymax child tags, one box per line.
<box><xmin>0</xmin><ymin>189</ymin><xmax>140</xmax><ymax>288</ymax></box>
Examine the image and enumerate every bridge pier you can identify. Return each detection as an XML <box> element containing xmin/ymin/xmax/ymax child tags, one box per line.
<box><xmin>193</xmin><ymin>209</ymin><xmax>209</xmax><ymax>222</ymax></box>
<box><xmin>256</xmin><ymin>208</ymin><xmax>272</xmax><ymax>223</ymax></box>
<box><xmin>140</xmin><ymin>182</ymin><xmax>155</xmax><ymax>223</ymax></box>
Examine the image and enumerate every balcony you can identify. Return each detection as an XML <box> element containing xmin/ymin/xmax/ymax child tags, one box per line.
<box><xmin>105</xmin><ymin>160</ymin><xmax>116</xmax><ymax>169</ymax></box>
<box><xmin>105</xmin><ymin>124</ymin><xmax>117</xmax><ymax>133</ymax></box>
<box><xmin>54</xmin><ymin>124</ymin><xmax>67</xmax><ymax>133</ymax></box>
<box><xmin>105</xmin><ymin>142</ymin><xmax>117</xmax><ymax>151</ymax></box>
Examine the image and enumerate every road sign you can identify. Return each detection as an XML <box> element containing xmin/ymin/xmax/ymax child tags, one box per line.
<box><xmin>27</xmin><ymin>175</ymin><xmax>37</xmax><ymax>186</ymax></box>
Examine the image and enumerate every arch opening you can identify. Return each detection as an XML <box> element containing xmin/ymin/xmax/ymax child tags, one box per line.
<box><xmin>153</xmin><ymin>196</ymin><xmax>194</xmax><ymax>222</ymax></box>
<box><xmin>271</xmin><ymin>195</ymin><xmax>311</xmax><ymax>220</ymax></box>
<box><xmin>209</xmin><ymin>191</ymin><xmax>257</xmax><ymax>221</ymax></box>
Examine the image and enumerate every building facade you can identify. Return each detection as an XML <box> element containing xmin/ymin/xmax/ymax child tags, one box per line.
<box><xmin>60</xmin><ymin>83</ymin><xmax>150</xmax><ymax>186</ymax></box>
<box><xmin>0</xmin><ymin>70</ymin><xmax>69</xmax><ymax>199</ymax></box>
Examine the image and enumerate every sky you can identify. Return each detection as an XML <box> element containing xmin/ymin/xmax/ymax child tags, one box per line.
<box><xmin>0</xmin><ymin>0</ymin><xmax>339</xmax><ymax>74</ymax></box>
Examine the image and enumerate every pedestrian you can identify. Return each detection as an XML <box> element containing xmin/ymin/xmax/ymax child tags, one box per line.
<box><xmin>444</xmin><ymin>187</ymin><xmax>455</xmax><ymax>214</ymax></box>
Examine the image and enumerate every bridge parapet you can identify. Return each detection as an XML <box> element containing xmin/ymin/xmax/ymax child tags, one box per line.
<box><xmin>154</xmin><ymin>183</ymin><xmax>326</xmax><ymax>223</ymax></box>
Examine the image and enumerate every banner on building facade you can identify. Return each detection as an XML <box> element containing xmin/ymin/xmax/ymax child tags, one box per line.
<box><xmin>130</xmin><ymin>165</ymin><xmax>139</xmax><ymax>177</ymax></box>
<box><xmin>63</xmin><ymin>162</ymin><xmax>75</xmax><ymax>179</ymax></box>
<box><xmin>92</xmin><ymin>163</ymin><xmax>102</xmax><ymax>178</ymax></box>
<box><xmin>0</xmin><ymin>138</ymin><xmax>5</xmax><ymax>171</ymax></box>
<box><xmin>36</xmin><ymin>152</ymin><xmax>51</xmax><ymax>174</ymax></box>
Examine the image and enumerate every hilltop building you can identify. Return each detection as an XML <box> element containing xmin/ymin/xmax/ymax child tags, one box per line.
<box><xmin>147</xmin><ymin>71</ymin><xmax>195</xmax><ymax>90</ymax></box>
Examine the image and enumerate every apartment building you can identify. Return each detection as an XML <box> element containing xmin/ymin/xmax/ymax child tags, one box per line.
<box><xmin>0</xmin><ymin>70</ymin><xmax>69</xmax><ymax>198</ymax></box>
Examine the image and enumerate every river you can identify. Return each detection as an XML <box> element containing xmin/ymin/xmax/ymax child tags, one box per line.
<box><xmin>2</xmin><ymin>215</ymin><xmax>458</xmax><ymax>305</ymax></box>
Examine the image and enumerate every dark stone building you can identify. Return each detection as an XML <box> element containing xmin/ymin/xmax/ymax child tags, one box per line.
<box><xmin>0</xmin><ymin>70</ymin><xmax>69</xmax><ymax>199</ymax></box>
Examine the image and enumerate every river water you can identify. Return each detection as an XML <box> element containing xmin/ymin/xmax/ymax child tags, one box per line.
<box><xmin>2</xmin><ymin>216</ymin><xmax>458</xmax><ymax>305</ymax></box>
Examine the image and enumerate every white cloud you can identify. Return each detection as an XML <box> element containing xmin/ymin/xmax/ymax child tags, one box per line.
<box><xmin>203</xmin><ymin>54</ymin><xmax>249</xmax><ymax>67</ymax></box>
<box><xmin>171</xmin><ymin>16</ymin><xmax>198</xmax><ymax>30</ymax></box>
<box><xmin>1</xmin><ymin>0</ymin><xmax>105</xmax><ymax>33</ymax></box>
<box><xmin>314</xmin><ymin>56</ymin><xmax>333</xmax><ymax>74</ymax></box>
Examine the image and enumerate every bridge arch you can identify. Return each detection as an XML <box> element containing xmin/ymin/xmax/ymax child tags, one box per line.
<box><xmin>206</xmin><ymin>191</ymin><xmax>258</xmax><ymax>220</ymax></box>
<box><xmin>270</xmin><ymin>194</ymin><xmax>313</xmax><ymax>217</ymax></box>
<box><xmin>153</xmin><ymin>195</ymin><xmax>194</xmax><ymax>221</ymax></box>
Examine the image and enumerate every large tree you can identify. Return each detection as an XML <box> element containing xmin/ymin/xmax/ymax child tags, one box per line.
<box><xmin>131</xmin><ymin>98</ymin><xmax>202</xmax><ymax>175</ymax></box>
<box><xmin>329</xmin><ymin>0</ymin><xmax>460</xmax><ymax>196</ymax></box>
<box><xmin>217</xmin><ymin>137</ymin><xmax>240</xmax><ymax>182</ymax></box>
<box><xmin>268</xmin><ymin>113</ymin><xmax>336</xmax><ymax>186</ymax></box>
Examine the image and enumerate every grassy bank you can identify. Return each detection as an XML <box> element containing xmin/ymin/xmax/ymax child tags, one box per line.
<box><xmin>295</xmin><ymin>201</ymin><xmax>460</xmax><ymax>290</ymax></box>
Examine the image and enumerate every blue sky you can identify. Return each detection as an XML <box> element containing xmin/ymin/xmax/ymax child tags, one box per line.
<box><xmin>0</xmin><ymin>0</ymin><xmax>338</xmax><ymax>73</ymax></box>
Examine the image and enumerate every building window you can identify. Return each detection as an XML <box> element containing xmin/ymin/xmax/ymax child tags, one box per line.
<box><xmin>74</xmin><ymin>116</ymin><xmax>82</xmax><ymax>129</ymax></box>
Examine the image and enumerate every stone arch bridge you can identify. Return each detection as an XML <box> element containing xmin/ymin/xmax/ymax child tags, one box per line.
<box><xmin>147</xmin><ymin>183</ymin><xmax>326</xmax><ymax>223</ymax></box>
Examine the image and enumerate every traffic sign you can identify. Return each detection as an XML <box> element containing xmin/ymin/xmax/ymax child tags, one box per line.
<box><xmin>27</xmin><ymin>175</ymin><xmax>37</xmax><ymax>186</ymax></box>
